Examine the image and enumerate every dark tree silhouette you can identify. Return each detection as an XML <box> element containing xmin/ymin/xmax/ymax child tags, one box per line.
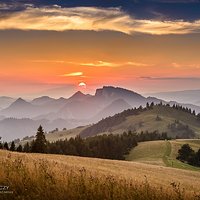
<box><xmin>0</xmin><ymin>137</ymin><xmax>2</xmax><ymax>149</ymax></box>
<box><xmin>10</xmin><ymin>141</ymin><xmax>15</xmax><ymax>151</ymax></box>
<box><xmin>177</xmin><ymin>144</ymin><xmax>200</xmax><ymax>167</ymax></box>
<box><xmin>150</xmin><ymin>102</ymin><xmax>154</xmax><ymax>108</ymax></box>
<box><xmin>16</xmin><ymin>145</ymin><xmax>23</xmax><ymax>152</ymax></box>
<box><xmin>197</xmin><ymin>113</ymin><xmax>200</xmax><ymax>121</ymax></box>
<box><xmin>177</xmin><ymin>144</ymin><xmax>194</xmax><ymax>162</ymax></box>
<box><xmin>31</xmin><ymin>125</ymin><xmax>47</xmax><ymax>153</ymax></box>
<box><xmin>195</xmin><ymin>149</ymin><xmax>200</xmax><ymax>166</ymax></box>
<box><xmin>23</xmin><ymin>142</ymin><xmax>30</xmax><ymax>153</ymax></box>
<box><xmin>3</xmin><ymin>142</ymin><xmax>9</xmax><ymax>150</ymax></box>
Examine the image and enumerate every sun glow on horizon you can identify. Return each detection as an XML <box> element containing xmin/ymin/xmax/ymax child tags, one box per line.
<box><xmin>78</xmin><ymin>82</ymin><xmax>87</xmax><ymax>88</ymax></box>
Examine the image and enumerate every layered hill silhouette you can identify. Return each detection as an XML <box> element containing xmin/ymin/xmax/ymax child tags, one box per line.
<box><xmin>0</xmin><ymin>86</ymin><xmax>155</xmax><ymax>119</ymax></box>
<box><xmin>31</xmin><ymin>96</ymin><xmax>55</xmax><ymax>106</ymax></box>
<box><xmin>1</xmin><ymin>86</ymin><xmax>200</xmax><ymax>141</ymax></box>
<box><xmin>0</xmin><ymin>96</ymin><xmax>15</xmax><ymax>109</ymax></box>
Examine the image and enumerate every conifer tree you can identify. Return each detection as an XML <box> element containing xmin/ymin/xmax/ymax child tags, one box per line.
<box><xmin>16</xmin><ymin>145</ymin><xmax>23</xmax><ymax>152</ymax></box>
<box><xmin>0</xmin><ymin>137</ymin><xmax>2</xmax><ymax>149</ymax></box>
<box><xmin>196</xmin><ymin>149</ymin><xmax>200</xmax><ymax>166</ymax></box>
<box><xmin>3</xmin><ymin>142</ymin><xmax>9</xmax><ymax>150</ymax></box>
<box><xmin>31</xmin><ymin>125</ymin><xmax>47</xmax><ymax>153</ymax></box>
<box><xmin>150</xmin><ymin>102</ymin><xmax>154</xmax><ymax>108</ymax></box>
<box><xmin>177</xmin><ymin>144</ymin><xmax>194</xmax><ymax>162</ymax></box>
<box><xmin>23</xmin><ymin>142</ymin><xmax>30</xmax><ymax>153</ymax></box>
<box><xmin>10</xmin><ymin>141</ymin><xmax>15</xmax><ymax>151</ymax></box>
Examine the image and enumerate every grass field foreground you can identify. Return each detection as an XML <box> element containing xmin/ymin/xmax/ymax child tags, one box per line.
<box><xmin>0</xmin><ymin>150</ymin><xmax>200</xmax><ymax>200</ymax></box>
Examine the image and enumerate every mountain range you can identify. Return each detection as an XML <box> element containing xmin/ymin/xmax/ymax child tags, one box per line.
<box><xmin>147</xmin><ymin>89</ymin><xmax>200</xmax><ymax>106</ymax></box>
<box><xmin>0</xmin><ymin>96</ymin><xmax>16</xmax><ymax>110</ymax></box>
<box><xmin>1</xmin><ymin>86</ymin><xmax>200</xmax><ymax>141</ymax></box>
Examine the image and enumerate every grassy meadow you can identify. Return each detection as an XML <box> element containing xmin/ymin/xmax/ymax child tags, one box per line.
<box><xmin>126</xmin><ymin>139</ymin><xmax>200</xmax><ymax>171</ymax></box>
<box><xmin>0</xmin><ymin>150</ymin><xmax>200</xmax><ymax>200</ymax></box>
<box><xmin>88</xmin><ymin>105</ymin><xmax>200</xmax><ymax>138</ymax></box>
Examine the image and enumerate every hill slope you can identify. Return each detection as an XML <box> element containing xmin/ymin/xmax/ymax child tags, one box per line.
<box><xmin>92</xmin><ymin>99</ymin><xmax>132</xmax><ymax>122</ymax></box>
<box><xmin>126</xmin><ymin>139</ymin><xmax>200</xmax><ymax>171</ymax></box>
<box><xmin>80</xmin><ymin>105</ymin><xmax>200</xmax><ymax>138</ymax></box>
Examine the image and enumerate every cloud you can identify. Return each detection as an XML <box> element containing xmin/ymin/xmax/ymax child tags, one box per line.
<box><xmin>61</xmin><ymin>72</ymin><xmax>83</xmax><ymax>77</ymax></box>
<box><xmin>172</xmin><ymin>62</ymin><xmax>200</xmax><ymax>69</ymax></box>
<box><xmin>140</xmin><ymin>76</ymin><xmax>200</xmax><ymax>80</ymax></box>
<box><xmin>126</xmin><ymin>62</ymin><xmax>150</xmax><ymax>67</ymax></box>
<box><xmin>0</xmin><ymin>5</ymin><xmax>200</xmax><ymax>35</ymax></box>
<box><xmin>73</xmin><ymin>61</ymin><xmax>150</xmax><ymax>67</ymax></box>
<box><xmin>30</xmin><ymin>60</ymin><xmax>150</xmax><ymax>67</ymax></box>
<box><xmin>79</xmin><ymin>61</ymin><xmax>120</xmax><ymax>67</ymax></box>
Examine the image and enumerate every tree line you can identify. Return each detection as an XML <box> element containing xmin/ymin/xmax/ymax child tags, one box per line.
<box><xmin>168</xmin><ymin>120</ymin><xmax>195</xmax><ymax>139</ymax></box>
<box><xmin>0</xmin><ymin>126</ymin><xmax>169</xmax><ymax>160</ymax></box>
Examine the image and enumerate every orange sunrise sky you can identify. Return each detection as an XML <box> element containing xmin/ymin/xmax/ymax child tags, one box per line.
<box><xmin>1</xmin><ymin>2</ymin><xmax>200</xmax><ymax>98</ymax></box>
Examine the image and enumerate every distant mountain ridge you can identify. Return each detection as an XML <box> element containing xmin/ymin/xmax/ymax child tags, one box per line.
<box><xmin>147</xmin><ymin>89</ymin><xmax>200</xmax><ymax>106</ymax></box>
<box><xmin>1</xmin><ymin>86</ymin><xmax>200</xmax><ymax>141</ymax></box>
<box><xmin>0</xmin><ymin>86</ymin><xmax>151</xmax><ymax>120</ymax></box>
<box><xmin>31</xmin><ymin>96</ymin><xmax>55</xmax><ymax>105</ymax></box>
<box><xmin>68</xmin><ymin>91</ymin><xmax>92</xmax><ymax>102</ymax></box>
<box><xmin>94</xmin><ymin>86</ymin><xmax>146</xmax><ymax>107</ymax></box>
<box><xmin>0</xmin><ymin>98</ymin><xmax>38</xmax><ymax>118</ymax></box>
<box><xmin>0</xmin><ymin>96</ymin><xmax>15</xmax><ymax>109</ymax></box>
<box><xmin>0</xmin><ymin>117</ymin><xmax>83</xmax><ymax>142</ymax></box>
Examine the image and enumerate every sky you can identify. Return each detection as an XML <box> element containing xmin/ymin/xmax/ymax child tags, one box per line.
<box><xmin>1</xmin><ymin>0</ymin><xmax>200</xmax><ymax>98</ymax></box>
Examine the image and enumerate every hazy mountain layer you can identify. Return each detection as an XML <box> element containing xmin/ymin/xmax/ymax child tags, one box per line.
<box><xmin>147</xmin><ymin>90</ymin><xmax>200</xmax><ymax>106</ymax></box>
<box><xmin>1</xmin><ymin>86</ymin><xmax>200</xmax><ymax>141</ymax></box>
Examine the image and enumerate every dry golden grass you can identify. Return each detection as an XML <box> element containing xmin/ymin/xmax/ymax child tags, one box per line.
<box><xmin>126</xmin><ymin>140</ymin><xmax>167</xmax><ymax>166</ymax></box>
<box><xmin>0</xmin><ymin>150</ymin><xmax>200</xmax><ymax>200</ymax></box>
<box><xmin>46</xmin><ymin>126</ymin><xmax>88</xmax><ymax>142</ymax></box>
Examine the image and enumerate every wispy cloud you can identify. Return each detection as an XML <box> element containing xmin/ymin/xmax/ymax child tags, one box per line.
<box><xmin>61</xmin><ymin>72</ymin><xmax>83</xmax><ymax>77</ymax></box>
<box><xmin>79</xmin><ymin>61</ymin><xmax>120</xmax><ymax>67</ymax></box>
<box><xmin>30</xmin><ymin>60</ymin><xmax>150</xmax><ymax>67</ymax></box>
<box><xmin>172</xmin><ymin>62</ymin><xmax>200</xmax><ymax>69</ymax></box>
<box><xmin>73</xmin><ymin>61</ymin><xmax>150</xmax><ymax>67</ymax></box>
<box><xmin>140</xmin><ymin>76</ymin><xmax>200</xmax><ymax>80</ymax></box>
<box><xmin>126</xmin><ymin>62</ymin><xmax>150</xmax><ymax>67</ymax></box>
<box><xmin>1</xmin><ymin>5</ymin><xmax>200</xmax><ymax>35</ymax></box>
